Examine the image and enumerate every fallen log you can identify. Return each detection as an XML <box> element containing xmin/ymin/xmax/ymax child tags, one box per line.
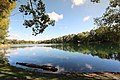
<box><xmin>16</xmin><ymin>62</ymin><xmax>58</xmax><ymax>72</ymax></box>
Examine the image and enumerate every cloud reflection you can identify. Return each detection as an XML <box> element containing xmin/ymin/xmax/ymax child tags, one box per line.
<box><xmin>56</xmin><ymin>65</ymin><xmax>65</xmax><ymax>73</ymax></box>
<box><xmin>85</xmin><ymin>64</ymin><xmax>93</xmax><ymax>70</ymax></box>
<box><xmin>44</xmin><ymin>63</ymin><xmax>65</xmax><ymax>73</ymax></box>
<box><xmin>24</xmin><ymin>47</ymin><xmax>51</xmax><ymax>52</ymax></box>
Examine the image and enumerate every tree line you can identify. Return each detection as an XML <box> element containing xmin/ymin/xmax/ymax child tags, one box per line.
<box><xmin>6</xmin><ymin>25</ymin><xmax>120</xmax><ymax>44</ymax></box>
<box><xmin>41</xmin><ymin>26</ymin><xmax>120</xmax><ymax>44</ymax></box>
<box><xmin>7</xmin><ymin>39</ymin><xmax>41</xmax><ymax>44</ymax></box>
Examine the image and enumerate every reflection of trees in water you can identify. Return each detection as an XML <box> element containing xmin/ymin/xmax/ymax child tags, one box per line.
<box><xmin>47</xmin><ymin>43</ymin><xmax>120</xmax><ymax>61</ymax></box>
<box><xmin>0</xmin><ymin>49</ymin><xmax>9</xmax><ymax>65</ymax></box>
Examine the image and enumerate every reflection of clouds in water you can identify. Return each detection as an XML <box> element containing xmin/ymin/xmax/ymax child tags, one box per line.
<box><xmin>5</xmin><ymin>47</ymin><xmax>52</xmax><ymax>57</ymax></box>
<box><xmin>51</xmin><ymin>56</ymin><xmax>70</xmax><ymax>60</ymax></box>
<box><xmin>85</xmin><ymin>64</ymin><xmax>93</xmax><ymax>70</ymax></box>
<box><xmin>6</xmin><ymin>49</ymin><xmax>19</xmax><ymax>56</ymax></box>
<box><xmin>24</xmin><ymin>47</ymin><xmax>51</xmax><ymax>52</ymax></box>
<box><xmin>32</xmin><ymin>53</ymin><xmax>36</xmax><ymax>56</ymax></box>
<box><xmin>40</xmin><ymin>47</ymin><xmax>51</xmax><ymax>52</ymax></box>
<box><xmin>24</xmin><ymin>47</ymin><xmax>40</xmax><ymax>50</ymax></box>
<box><xmin>56</xmin><ymin>65</ymin><xmax>65</xmax><ymax>73</ymax></box>
<box><xmin>80</xmin><ymin>64</ymin><xmax>93</xmax><ymax>71</ymax></box>
<box><xmin>5</xmin><ymin>54</ymin><xmax>10</xmax><ymax>56</ymax></box>
<box><xmin>44</xmin><ymin>63</ymin><xmax>65</xmax><ymax>73</ymax></box>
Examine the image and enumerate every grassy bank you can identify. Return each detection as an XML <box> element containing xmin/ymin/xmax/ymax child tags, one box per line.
<box><xmin>0</xmin><ymin>65</ymin><xmax>88</xmax><ymax>80</ymax></box>
<box><xmin>0</xmin><ymin>65</ymin><xmax>120</xmax><ymax>80</ymax></box>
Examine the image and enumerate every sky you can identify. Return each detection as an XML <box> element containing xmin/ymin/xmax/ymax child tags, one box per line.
<box><xmin>8</xmin><ymin>0</ymin><xmax>109</xmax><ymax>41</ymax></box>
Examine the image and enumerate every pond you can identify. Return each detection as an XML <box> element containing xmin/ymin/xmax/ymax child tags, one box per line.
<box><xmin>0</xmin><ymin>43</ymin><xmax>120</xmax><ymax>73</ymax></box>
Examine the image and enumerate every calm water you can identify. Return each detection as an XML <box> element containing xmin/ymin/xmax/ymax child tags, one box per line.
<box><xmin>1</xmin><ymin>43</ymin><xmax>120</xmax><ymax>73</ymax></box>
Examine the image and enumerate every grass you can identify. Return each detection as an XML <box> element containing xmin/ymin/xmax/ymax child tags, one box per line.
<box><xmin>0</xmin><ymin>65</ymin><xmax>120</xmax><ymax>80</ymax></box>
<box><xmin>0</xmin><ymin>65</ymin><xmax>90</xmax><ymax>80</ymax></box>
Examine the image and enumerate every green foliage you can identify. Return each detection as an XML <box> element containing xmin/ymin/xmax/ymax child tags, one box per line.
<box><xmin>94</xmin><ymin>0</ymin><xmax>120</xmax><ymax>27</ymax></box>
<box><xmin>7</xmin><ymin>39</ymin><xmax>39</xmax><ymax>44</ymax></box>
<box><xmin>41</xmin><ymin>26</ymin><xmax>120</xmax><ymax>43</ymax></box>
<box><xmin>0</xmin><ymin>19</ymin><xmax>9</xmax><ymax>43</ymax></box>
<box><xmin>88</xmin><ymin>26</ymin><xmax>120</xmax><ymax>42</ymax></box>
<box><xmin>90</xmin><ymin>0</ymin><xmax>120</xmax><ymax>43</ymax></box>
<box><xmin>19</xmin><ymin>0</ymin><xmax>55</xmax><ymax>36</ymax></box>
<box><xmin>0</xmin><ymin>0</ymin><xmax>16</xmax><ymax>44</ymax></box>
<box><xmin>91</xmin><ymin>0</ymin><xmax>100</xmax><ymax>3</ymax></box>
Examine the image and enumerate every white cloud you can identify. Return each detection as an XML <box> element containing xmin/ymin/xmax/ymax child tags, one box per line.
<box><xmin>83</xmin><ymin>16</ymin><xmax>90</xmax><ymax>21</ymax></box>
<box><xmin>47</xmin><ymin>12</ymin><xmax>63</xmax><ymax>22</ymax></box>
<box><xmin>7</xmin><ymin>33</ymin><xmax>19</xmax><ymax>39</ymax></box>
<box><xmin>72</xmin><ymin>0</ymin><xmax>86</xmax><ymax>8</ymax></box>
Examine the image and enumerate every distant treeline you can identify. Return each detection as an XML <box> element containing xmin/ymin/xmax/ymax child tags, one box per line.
<box><xmin>6</xmin><ymin>39</ymin><xmax>41</xmax><ymax>44</ymax></box>
<box><xmin>5</xmin><ymin>26</ymin><xmax>120</xmax><ymax>44</ymax></box>
<box><xmin>41</xmin><ymin>26</ymin><xmax>120</xmax><ymax>43</ymax></box>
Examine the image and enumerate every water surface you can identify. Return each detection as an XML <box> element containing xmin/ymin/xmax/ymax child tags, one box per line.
<box><xmin>1</xmin><ymin>43</ymin><xmax>120</xmax><ymax>73</ymax></box>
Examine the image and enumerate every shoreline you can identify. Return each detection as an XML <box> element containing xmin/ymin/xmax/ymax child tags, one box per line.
<box><xmin>0</xmin><ymin>65</ymin><xmax>120</xmax><ymax>80</ymax></box>
<box><xmin>0</xmin><ymin>44</ymin><xmax>10</xmax><ymax>49</ymax></box>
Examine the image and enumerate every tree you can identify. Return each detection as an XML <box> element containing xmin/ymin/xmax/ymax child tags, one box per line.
<box><xmin>19</xmin><ymin>0</ymin><xmax>55</xmax><ymax>36</ymax></box>
<box><xmin>94</xmin><ymin>0</ymin><xmax>120</xmax><ymax>27</ymax></box>
<box><xmin>0</xmin><ymin>0</ymin><xmax>16</xmax><ymax>44</ymax></box>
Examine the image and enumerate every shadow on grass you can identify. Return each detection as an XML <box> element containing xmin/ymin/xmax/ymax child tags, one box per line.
<box><xmin>0</xmin><ymin>65</ymin><xmax>89</xmax><ymax>80</ymax></box>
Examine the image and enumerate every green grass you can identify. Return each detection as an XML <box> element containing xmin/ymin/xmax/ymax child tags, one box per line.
<box><xmin>0</xmin><ymin>65</ymin><xmax>120</xmax><ymax>80</ymax></box>
<box><xmin>0</xmin><ymin>65</ymin><xmax>90</xmax><ymax>80</ymax></box>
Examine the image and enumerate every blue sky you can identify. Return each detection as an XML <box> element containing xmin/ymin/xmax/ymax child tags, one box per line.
<box><xmin>8</xmin><ymin>0</ymin><xmax>109</xmax><ymax>41</ymax></box>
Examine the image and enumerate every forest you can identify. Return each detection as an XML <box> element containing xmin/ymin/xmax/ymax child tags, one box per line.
<box><xmin>41</xmin><ymin>26</ymin><xmax>120</xmax><ymax>44</ymax></box>
<box><xmin>7</xmin><ymin>39</ymin><xmax>39</xmax><ymax>44</ymax></box>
